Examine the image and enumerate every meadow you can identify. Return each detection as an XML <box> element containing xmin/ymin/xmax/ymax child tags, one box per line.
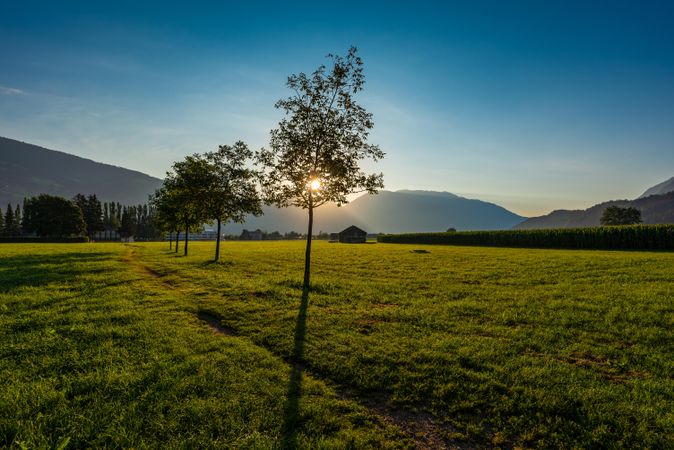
<box><xmin>1</xmin><ymin>241</ymin><xmax>673</xmax><ymax>448</ymax></box>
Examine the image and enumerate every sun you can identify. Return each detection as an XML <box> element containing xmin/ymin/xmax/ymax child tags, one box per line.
<box><xmin>310</xmin><ymin>179</ymin><xmax>321</xmax><ymax>191</ymax></box>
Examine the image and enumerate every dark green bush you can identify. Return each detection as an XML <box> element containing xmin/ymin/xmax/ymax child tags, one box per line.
<box><xmin>377</xmin><ymin>225</ymin><xmax>674</xmax><ymax>250</ymax></box>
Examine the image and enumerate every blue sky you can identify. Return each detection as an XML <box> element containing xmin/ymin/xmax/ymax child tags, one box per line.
<box><xmin>1</xmin><ymin>1</ymin><xmax>673</xmax><ymax>216</ymax></box>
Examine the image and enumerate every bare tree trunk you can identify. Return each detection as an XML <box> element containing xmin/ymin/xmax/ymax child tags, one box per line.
<box><xmin>184</xmin><ymin>224</ymin><xmax>189</xmax><ymax>256</ymax></box>
<box><xmin>303</xmin><ymin>197</ymin><xmax>313</xmax><ymax>291</ymax></box>
<box><xmin>215</xmin><ymin>218</ymin><xmax>221</xmax><ymax>262</ymax></box>
<box><xmin>175</xmin><ymin>231</ymin><xmax>180</xmax><ymax>253</ymax></box>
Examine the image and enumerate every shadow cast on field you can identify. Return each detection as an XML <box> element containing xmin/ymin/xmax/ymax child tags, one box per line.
<box><xmin>0</xmin><ymin>252</ymin><xmax>114</xmax><ymax>292</ymax></box>
<box><xmin>281</xmin><ymin>286</ymin><xmax>310</xmax><ymax>448</ymax></box>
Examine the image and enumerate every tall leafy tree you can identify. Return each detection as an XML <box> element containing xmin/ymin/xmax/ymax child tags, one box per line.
<box><xmin>22</xmin><ymin>194</ymin><xmax>85</xmax><ymax>237</ymax></box>
<box><xmin>118</xmin><ymin>206</ymin><xmax>137</xmax><ymax>240</ymax></box>
<box><xmin>74</xmin><ymin>194</ymin><xmax>104</xmax><ymax>239</ymax></box>
<box><xmin>600</xmin><ymin>206</ymin><xmax>642</xmax><ymax>226</ymax></box>
<box><xmin>205</xmin><ymin>141</ymin><xmax>262</xmax><ymax>261</ymax></box>
<box><xmin>256</xmin><ymin>47</ymin><xmax>384</xmax><ymax>289</ymax></box>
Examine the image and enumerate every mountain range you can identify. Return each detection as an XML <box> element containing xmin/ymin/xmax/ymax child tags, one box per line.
<box><xmin>221</xmin><ymin>190</ymin><xmax>525</xmax><ymax>234</ymax></box>
<box><xmin>0</xmin><ymin>136</ymin><xmax>524</xmax><ymax>232</ymax></box>
<box><xmin>2</xmin><ymin>135</ymin><xmax>673</xmax><ymax>232</ymax></box>
<box><xmin>517</xmin><ymin>189</ymin><xmax>674</xmax><ymax>229</ymax></box>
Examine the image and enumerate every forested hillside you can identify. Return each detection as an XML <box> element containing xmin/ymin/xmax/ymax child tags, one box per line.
<box><xmin>0</xmin><ymin>136</ymin><xmax>163</xmax><ymax>206</ymax></box>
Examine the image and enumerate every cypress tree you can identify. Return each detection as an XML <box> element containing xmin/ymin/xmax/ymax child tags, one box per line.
<box><xmin>22</xmin><ymin>198</ymin><xmax>33</xmax><ymax>234</ymax></box>
<box><xmin>4</xmin><ymin>205</ymin><xmax>14</xmax><ymax>236</ymax></box>
<box><xmin>14</xmin><ymin>204</ymin><xmax>22</xmax><ymax>235</ymax></box>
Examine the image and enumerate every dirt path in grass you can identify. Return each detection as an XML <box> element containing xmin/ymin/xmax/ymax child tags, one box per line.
<box><xmin>122</xmin><ymin>244</ymin><xmax>468</xmax><ymax>450</ymax></box>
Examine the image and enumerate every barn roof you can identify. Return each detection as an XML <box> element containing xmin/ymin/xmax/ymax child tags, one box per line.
<box><xmin>339</xmin><ymin>225</ymin><xmax>367</xmax><ymax>235</ymax></box>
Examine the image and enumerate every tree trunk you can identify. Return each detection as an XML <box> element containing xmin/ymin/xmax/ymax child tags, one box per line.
<box><xmin>175</xmin><ymin>231</ymin><xmax>180</xmax><ymax>253</ymax></box>
<box><xmin>303</xmin><ymin>200</ymin><xmax>313</xmax><ymax>291</ymax></box>
<box><xmin>184</xmin><ymin>224</ymin><xmax>189</xmax><ymax>256</ymax></box>
<box><xmin>169</xmin><ymin>232</ymin><xmax>172</xmax><ymax>250</ymax></box>
<box><xmin>215</xmin><ymin>218</ymin><xmax>221</xmax><ymax>262</ymax></box>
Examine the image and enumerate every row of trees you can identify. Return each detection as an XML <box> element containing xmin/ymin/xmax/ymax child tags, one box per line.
<box><xmin>153</xmin><ymin>46</ymin><xmax>384</xmax><ymax>288</ymax></box>
<box><xmin>1</xmin><ymin>194</ymin><xmax>164</xmax><ymax>239</ymax></box>
<box><xmin>0</xmin><ymin>204</ymin><xmax>23</xmax><ymax>236</ymax></box>
<box><xmin>152</xmin><ymin>141</ymin><xmax>262</xmax><ymax>260</ymax></box>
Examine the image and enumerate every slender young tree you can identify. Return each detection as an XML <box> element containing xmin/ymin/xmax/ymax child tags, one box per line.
<box><xmin>151</xmin><ymin>186</ymin><xmax>182</xmax><ymax>251</ymax></box>
<box><xmin>0</xmin><ymin>206</ymin><xmax>4</xmax><ymax>236</ymax></box>
<box><xmin>13</xmin><ymin>204</ymin><xmax>22</xmax><ymax>235</ymax></box>
<box><xmin>163</xmin><ymin>155</ymin><xmax>209</xmax><ymax>256</ymax></box>
<box><xmin>205</xmin><ymin>141</ymin><xmax>262</xmax><ymax>262</ymax></box>
<box><xmin>256</xmin><ymin>47</ymin><xmax>384</xmax><ymax>290</ymax></box>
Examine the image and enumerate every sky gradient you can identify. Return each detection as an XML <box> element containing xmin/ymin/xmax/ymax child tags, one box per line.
<box><xmin>1</xmin><ymin>1</ymin><xmax>673</xmax><ymax>216</ymax></box>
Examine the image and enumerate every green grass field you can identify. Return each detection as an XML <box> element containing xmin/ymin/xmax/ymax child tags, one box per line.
<box><xmin>1</xmin><ymin>241</ymin><xmax>673</xmax><ymax>448</ymax></box>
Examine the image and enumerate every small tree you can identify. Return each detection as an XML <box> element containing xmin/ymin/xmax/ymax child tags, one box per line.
<box><xmin>0</xmin><ymin>206</ymin><xmax>4</xmax><ymax>235</ymax></box>
<box><xmin>600</xmin><ymin>206</ymin><xmax>642</xmax><ymax>226</ymax></box>
<box><xmin>205</xmin><ymin>141</ymin><xmax>262</xmax><ymax>262</ymax></box>
<box><xmin>151</xmin><ymin>186</ymin><xmax>182</xmax><ymax>250</ymax></box>
<box><xmin>163</xmin><ymin>155</ymin><xmax>209</xmax><ymax>256</ymax></box>
<box><xmin>257</xmin><ymin>47</ymin><xmax>384</xmax><ymax>290</ymax></box>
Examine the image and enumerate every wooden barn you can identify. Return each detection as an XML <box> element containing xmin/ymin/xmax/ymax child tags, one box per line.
<box><xmin>338</xmin><ymin>225</ymin><xmax>367</xmax><ymax>243</ymax></box>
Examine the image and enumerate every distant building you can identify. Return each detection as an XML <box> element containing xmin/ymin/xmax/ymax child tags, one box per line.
<box><xmin>338</xmin><ymin>225</ymin><xmax>367</xmax><ymax>243</ymax></box>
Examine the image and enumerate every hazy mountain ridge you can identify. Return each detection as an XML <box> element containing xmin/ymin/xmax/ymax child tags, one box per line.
<box><xmin>515</xmin><ymin>191</ymin><xmax>674</xmax><ymax>229</ymax></box>
<box><xmin>640</xmin><ymin>176</ymin><xmax>674</xmax><ymax>198</ymax></box>
<box><xmin>1</xmin><ymin>136</ymin><xmax>526</xmax><ymax>233</ymax></box>
<box><xmin>0</xmin><ymin>136</ymin><xmax>164</xmax><ymax>206</ymax></box>
<box><xmin>222</xmin><ymin>190</ymin><xmax>525</xmax><ymax>234</ymax></box>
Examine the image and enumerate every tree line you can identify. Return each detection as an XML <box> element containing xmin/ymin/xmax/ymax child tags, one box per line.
<box><xmin>0</xmin><ymin>194</ymin><xmax>163</xmax><ymax>240</ymax></box>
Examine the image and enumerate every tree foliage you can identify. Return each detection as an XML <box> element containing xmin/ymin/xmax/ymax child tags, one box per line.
<box><xmin>74</xmin><ymin>194</ymin><xmax>104</xmax><ymax>238</ymax></box>
<box><xmin>154</xmin><ymin>142</ymin><xmax>262</xmax><ymax>259</ymax></box>
<box><xmin>22</xmin><ymin>194</ymin><xmax>86</xmax><ymax>237</ymax></box>
<box><xmin>205</xmin><ymin>142</ymin><xmax>262</xmax><ymax>261</ymax></box>
<box><xmin>256</xmin><ymin>46</ymin><xmax>384</xmax><ymax>288</ymax></box>
<box><xmin>600</xmin><ymin>206</ymin><xmax>642</xmax><ymax>226</ymax></box>
<box><xmin>257</xmin><ymin>46</ymin><xmax>384</xmax><ymax>210</ymax></box>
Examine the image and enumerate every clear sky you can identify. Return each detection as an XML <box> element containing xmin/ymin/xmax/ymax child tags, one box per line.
<box><xmin>1</xmin><ymin>1</ymin><xmax>673</xmax><ymax>216</ymax></box>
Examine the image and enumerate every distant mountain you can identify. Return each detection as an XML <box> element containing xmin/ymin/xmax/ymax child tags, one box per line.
<box><xmin>0</xmin><ymin>136</ymin><xmax>163</xmax><ymax>206</ymax></box>
<box><xmin>515</xmin><ymin>191</ymin><xmax>674</xmax><ymax>229</ymax></box>
<box><xmin>640</xmin><ymin>176</ymin><xmax>674</xmax><ymax>198</ymax></box>
<box><xmin>223</xmin><ymin>190</ymin><xmax>525</xmax><ymax>234</ymax></box>
<box><xmin>1</xmin><ymin>137</ymin><xmax>524</xmax><ymax>232</ymax></box>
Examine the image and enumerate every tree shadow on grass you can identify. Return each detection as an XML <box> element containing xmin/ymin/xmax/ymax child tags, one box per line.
<box><xmin>0</xmin><ymin>252</ymin><xmax>114</xmax><ymax>293</ymax></box>
<box><xmin>281</xmin><ymin>286</ymin><xmax>310</xmax><ymax>448</ymax></box>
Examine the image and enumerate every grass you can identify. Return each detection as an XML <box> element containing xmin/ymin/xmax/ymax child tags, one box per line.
<box><xmin>1</xmin><ymin>241</ymin><xmax>673</xmax><ymax>448</ymax></box>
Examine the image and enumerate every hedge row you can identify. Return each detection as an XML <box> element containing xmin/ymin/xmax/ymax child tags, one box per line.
<box><xmin>377</xmin><ymin>225</ymin><xmax>674</xmax><ymax>250</ymax></box>
<box><xmin>0</xmin><ymin>236</ymin><xmax>90</xmax><ymax>243</ymax></box>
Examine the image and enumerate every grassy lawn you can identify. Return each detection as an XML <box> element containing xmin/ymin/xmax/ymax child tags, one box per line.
<box><xmin>2</xmin><ymin>241</ymin><xmax>673</xmax><ymax>448</ymax></box>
